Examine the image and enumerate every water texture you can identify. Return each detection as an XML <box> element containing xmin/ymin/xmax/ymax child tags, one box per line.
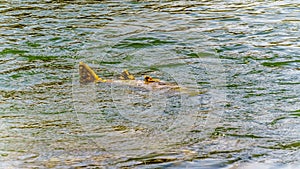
<box><xmin>0</xmin><ymin>1</ymin><xmax>299</xmax><ymax>168</ymax></box>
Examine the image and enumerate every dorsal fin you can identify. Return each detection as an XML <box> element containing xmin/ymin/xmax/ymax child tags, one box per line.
<box><xmin>119</xmin><ymin>69</ymin><xmax>135</xmax><ymax>80</ymax></box>
<box><xmin>79</xmin><ymin>62</ymin><xmax>104</xmax><ymax>83</ymax></box>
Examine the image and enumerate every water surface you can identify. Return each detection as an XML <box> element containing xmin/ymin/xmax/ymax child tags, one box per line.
<box><xmin>0</xmin><ymin>1</ymin><xmax>299</xmax><ymax>168</ymax></box>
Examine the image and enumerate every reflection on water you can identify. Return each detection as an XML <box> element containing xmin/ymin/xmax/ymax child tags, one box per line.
<box><xmin>0</xmin><ymin>1</ymin><xmax>299</xmax><ymax>168</ymax></box>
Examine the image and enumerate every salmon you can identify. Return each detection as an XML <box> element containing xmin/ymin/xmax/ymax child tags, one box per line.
<box><xmin>79</xmin><ymin>62</ymin><xmax>180</xmax><ymax>91</ymax></box>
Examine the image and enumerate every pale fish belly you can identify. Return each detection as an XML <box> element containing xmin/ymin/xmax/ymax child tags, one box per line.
<box><xmin>107</xmin><ymin>80</ymin><xmax>180</xmax><ymax>91</ymax></box>
<box><xmin>101</xmin><ymin>80</ymin><xmax>203</xmax><ymax>96</ymax></box>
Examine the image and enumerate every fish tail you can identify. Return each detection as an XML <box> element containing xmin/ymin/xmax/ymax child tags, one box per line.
<box><xmin>79</xmin><ymin>62</ymin><xmax>105</xmax><ymax>83</ymax></box>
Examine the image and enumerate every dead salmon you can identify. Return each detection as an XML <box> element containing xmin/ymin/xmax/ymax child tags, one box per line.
<box><xmin>79</xmin><ymin>62</ymin><xmax>181</xmax><ymax>91</ymax></box>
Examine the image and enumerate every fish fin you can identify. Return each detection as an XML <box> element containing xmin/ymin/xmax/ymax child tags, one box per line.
<box><xmin>79</xmin><ymin>62</ymin><xmax>104</xmax><ymax>83</ymax></box>
<box><xmin>144</xmin><ymin>75</ymin><xmax>160</xmax><ymax>83</ymax></box>
<box><xmin>119</xmin><ymin>69</ymin><xmax>135</xmax><ymax>80</ymax></box>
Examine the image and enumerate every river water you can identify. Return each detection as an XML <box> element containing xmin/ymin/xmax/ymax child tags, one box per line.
<box><xmin>0</xmin><ymin>1</ymin><xmax>299</xmax><ymax>168</ymax></box>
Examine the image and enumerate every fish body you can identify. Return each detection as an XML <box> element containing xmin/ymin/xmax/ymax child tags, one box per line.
<box><xmin>79</xmin><ymin>62</ymin><xmax>180</xmax><ymax>91</ymax></box>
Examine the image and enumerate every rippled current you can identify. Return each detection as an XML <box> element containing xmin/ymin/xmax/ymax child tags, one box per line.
<box><xmin>0</xmin><ymin>1</ymin><xmax>299</xmax><ymax>168</ymax></box>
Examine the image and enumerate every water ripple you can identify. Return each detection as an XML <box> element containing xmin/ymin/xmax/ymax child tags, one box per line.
<box><xmin>0</xmin><ymin>1</ymin><xmax>299</xmax><ymax>168</ymax></box>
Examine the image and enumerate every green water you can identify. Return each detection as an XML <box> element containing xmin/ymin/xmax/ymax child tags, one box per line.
<box><xmin>0</xmin><ymin>1</ymin><xmax>299</xmax><ymax>168</ymax></box>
